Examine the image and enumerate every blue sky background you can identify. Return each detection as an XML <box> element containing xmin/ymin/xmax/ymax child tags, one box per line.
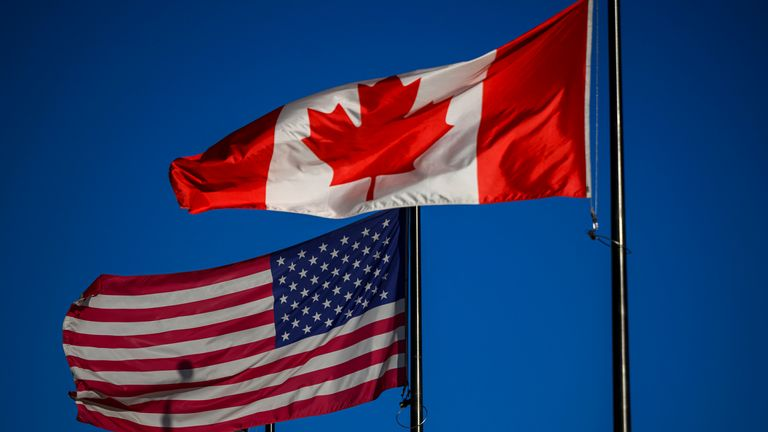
<box><xmin>2</xmin><ymin>0</ymin><xmax>767</xmax><ymax>430</ymax></box>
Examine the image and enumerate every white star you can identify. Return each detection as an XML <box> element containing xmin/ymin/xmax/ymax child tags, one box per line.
<box><xmin>312</xmin><ymin>293</ymin><xmax>320</xmax><ymax>302</ymax></box>
<box><xmin>352</xmin><ymin>259</ymin><xmax>361</xmax><ymax>268</ymax></box>
<box><xmin>319</xmin><ymin>242</ymin><xmax>328</xmax><ymax>252</ymax></box>
<box><xmin>303</xmin><ymin>325</ymin><xmax>312</xmax><ymax>334</ymax></box>
<box><xmin>322</xmin><ymin>299</ymin><xmax>332</xmax><ymax>309</ymax></box>
<box><xmin>343</xmin><ymin>291</ymin><xmax>353</xmax><ymax>301</ymax></box>
<box><xmin>330</xmin><ymin>249</ymin><xmax>339</xmax><ymax>258</ymax></box>
<box><xmin>279</xmin><ymin>295</ymin><xmax>288</xmax><ymax>304</ymax></box>
<box><xmin>353</xmin><ymin>278</ymin><xmax>362</xmax><ymax>288</ymax></box>
<box><xmin>382</xmin><ymin>255</ymin><xmax>390</xmax><ymax>263</ymax></box>
<box><xmin>342</xmin><ymin>273</ymin><xmax>351</xmax><ymax>282</ymax></box>
<box><xmin>310</xmin><ymin>275</ymin><xmax>319</xmax><ymax>284</ymax></box>
<box><xmin>278</xmin><ymin>275</ymin><xmax>287</xmax><ymax>285</ymax></box>
<box><xmin>289</xmin><ymin>281</ymin><xmax>298</xmax><ymax>291</ymax></box>
<box><xmin>297</xmin><ymin>249</ymin><xmax>307</xmax><ymax>259</ymax></box>
<box><xmin>291</xmin><ymin>301</ymin><xmax>299</xmax><ymax>309</ymax></box>
<box><xmin>288</xmin><ymin>262</ymin><xmax>296</xmax><ymax>272</ymax></box>
<box><xmin>340</xmin><ymin>236</ymin><xmax>349</xmax><ymax>245</ymax></box>
<box><xmin>332</xmin><ymin>286</ymin><xmax>342</xmax><ymax>296</ymax></box>
<box><xmin>276</xmin><ymin>256</ymin><xmax>286</xmax><ymax>266</ymax></box>
<box><xmin>362</xmin><ymin>246</ymin><xmax>371</xmax><ymax>255</ymax></box>
<box><xmin>362</xmin><ymin>227</ymin><xmax>370</xmax><ymax>237</ymax></box>
<box><xmin>282</xmin><ymin>332</ymin><xmax>290</xmax><ymax>341</ymax></box>
<box><xmin>322</xmin><ymin>281</ymin><xmax>331</xmax><ymax>289</ymax></box>
<box><xmin>365</xmin><ymin>282</ymin><xmax>372</xmax><ymax>291</ymax></box>
<box><xmin>382</xmin><ymin>219</ymin><xmax>390</xmax><ymax>228</ymax></box>
<box><xmin>383</xmin><ymin>237</ymin><xmax>391</xmax><ymax>245</ymax></box>
<box><xmin>331</xmin><ymin>267</ymin><xmax>340</xmax><ymax>277</ymax></box>
<box><xmin>281</xmin><ymin>313</ymin><xmax>290</xmax><ymax>322</ymax></box>
<box><xmin>364</xmin><ymin>265</ymin><xmax>372</xmax><ymax>273</ymax></box>
<box><xmin>309</xmin><ymin>256</ymin><xmax>318</xmax><ymax>265</ymax></box>
<box><xmin>299</xmin><ymin>269</ymin><xmax>308</xmax><ymax>278</ymax></box>
<box><xmin>341</xmin><ymin>255</ymin><xmax>350</xmax><ymax>263</ymax></box>
<box><xmin>334</xmin><ymin>305</ymin><xmax>343</xmax><ymax>314</ymax></box>
<box><xmin>371</xmin><ymin>285</ymin><xmax>378</xmax><ymax>294</ymax></box>
<box><xmin>344</xmin><ymin>310</ymin><xmax>354</xmax><ymax>318</ymax></box>
<box><xmin>372</xmin><ymin>232</ymin><xmax>380</xmax><ymax>241</ymax></box>
<box><xmin>355</xmin><ymin>296</ymin><xmax>363</xmax><ymax>305</ymax></box>
<box><xmin>325</xmin><ymin>318</ymin><xmax>334</xmax><ymax>327</ymax></box>
<box><xmin>362</xmin><ymin>299</ymin><xmax>369</xmax><ymax>308</ymax></box>
<box><xmin>373</xmin><ymin>268</ymin><xmax>381</xmax><ymax>277</ymax></box>
<box><xmin>320</xmin><ymin>262</ymin><xmax>329</xmax><ymax>271</ymax></box>
<box><xmin>379</xmin><ymin>290</ymin><xmax>388</xmax><ymax>300</ymax></box>
<box><xmin>300</xmin><ymin>288</ymin><xmax>309</xmax><ymax>297</ymax></box>
<box><xmin>352</xmin><ymin>241</ymin><xmax>360</xmax><ymax>250</ymax></box>
<box><xmin>312</xmin><ymin>312</ymin><xmax>322</xmax><ymax>322</ymax></box>
<box><xmin>291</xmin><ymin>319</ymin><xmax>300</xmax><ymax>328</ymax></box>
<box><xmin>302</xmin><ymin>306</ymin><xmax>310</xmax><ymax>315</ymax></box>
<box><xmin>383</xmin><ymin>272</ymin><xmax>388</xmax><ymax>280</ymax></box>
<box><xmin>373</xmin><ymin>251</ymin><xmax>381</xmax><ymax>259</ymax></box>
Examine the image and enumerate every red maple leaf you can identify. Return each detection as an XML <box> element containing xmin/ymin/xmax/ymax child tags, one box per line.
<box><xmin>302</xmin><ymin>76</ymin><xmax>453</xmax><ymax>201</ymax></box>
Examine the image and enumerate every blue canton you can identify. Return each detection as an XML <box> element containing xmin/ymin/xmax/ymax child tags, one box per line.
<box><xmin>270</xmin><ymin>209</ymin><xmax>404</xmax><ymax>347</ymax></box>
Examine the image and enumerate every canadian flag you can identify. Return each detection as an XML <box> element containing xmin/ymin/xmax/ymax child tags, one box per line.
<box><xmin>170</xmin><ymin>0</ymin><xmax>592</xmax><ymax>218</ymax></box>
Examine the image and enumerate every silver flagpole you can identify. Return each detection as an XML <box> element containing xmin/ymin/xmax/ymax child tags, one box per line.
<box><xmin>608</xmin><ymin>0</ymin><xmax>632</xmax><ymax>431</ymax></box>
<box><xmin>407</xmin><ymin>207</ymin><xmax>424</xmax><ymax>431</ymax></box>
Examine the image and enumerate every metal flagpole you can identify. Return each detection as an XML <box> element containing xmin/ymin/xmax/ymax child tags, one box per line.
<box><xmin>407</xmin><ymin>207</ymin><xmax>424</xmax><ymax>432</ymax></box>
<box><xmin>607</xmin><ymin>1</ymin><xmax>631</xmax><ymax>432</ymax></box>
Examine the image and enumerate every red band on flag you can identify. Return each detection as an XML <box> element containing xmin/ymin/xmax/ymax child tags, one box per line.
<box><xmin>477</xmin><ymin>0</ymin><xmax>589</xmax><ymax>203</ymax></box>
<box><xmin>169</xmin><ymin>107</ymin><xmax>283</xmax><ymax>213</ymax></box>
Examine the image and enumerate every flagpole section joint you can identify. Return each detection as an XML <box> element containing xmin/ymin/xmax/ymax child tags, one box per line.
<box><xmin>396</xmin><ymin>404</ymin><xmax>428</xmax><ymax>429</ymax></box>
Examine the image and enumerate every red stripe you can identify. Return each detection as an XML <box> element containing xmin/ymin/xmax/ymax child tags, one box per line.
<box><xmin>76</xmin><ymin>256</ymin><xmax>270</xmax><ymax>299</ymax></box>
<box><xmin>64</xmin><ymin>310</ymin><xmax>274</xmax><ymax>349</ymax></box>
<box><xmin>477</xmin><ymin>0</ymin><xmax>588</xmax><ymax>203</ymax></box>
<box><xmin>169</xmin><ymin>106</ymin><xmax>283</xmax><ymax>214</ymax></box>
<box><xmin>80</xmin><ymin>340</ymin><xmax>404</xmax><ymax>414</ymax></box>
<box><xmin>74</xmin><ymin>314</ymin><xmax>404</xmax><ymax>395</ymax></box>
<box><xmin>67</xmin><ymin>284</ymin><xmax>272</xmax><ymax>323</ymax></box>
<box><xmin>76</xmin><ymin>367</ymin><xmax>404</xmax><ymax>432</ymax></box>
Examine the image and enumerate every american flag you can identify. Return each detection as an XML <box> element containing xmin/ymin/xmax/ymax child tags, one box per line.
<box><xmin>63</xmin><ymin>209</ymin><xmax>406</xmax><ymax>431</ymax></box>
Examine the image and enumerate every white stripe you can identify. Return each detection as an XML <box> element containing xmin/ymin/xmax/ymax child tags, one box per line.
<box><xmin>72</xmin><ymin>300</ymin><xmax>403</xmax><ymax>385</ymax></box>
<box><xmin>584</xmin><ymin>0</ymin><xmax>594</xmax><ymax>198</ymax></box>
<box><xmin>78</xmin><ymin>353</ymin><xmax>404</xmax><ymax>428</ymax></box>
<box><xmin>64</xmin><ymin>322</ymin><xmax>275</xmax><ymax>361</ymax></box>
<box><xmin>64</xmin><ymin>297</ymin><xmax>273</xmax><ymax>336</ymax></box>
<box><xmin>78</xmin><ymin>325</ymin><xmax>404</xmax><ymax>405</ymax></box>
<box><xmin>85</xmin><ymin>270</ymin><xmax>271</xmax><ymax>310</ymax></box>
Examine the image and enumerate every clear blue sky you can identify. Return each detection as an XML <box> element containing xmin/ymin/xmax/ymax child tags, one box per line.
<box><xmin>2</xmin><ymin>0</ymin><xmax>766</xmax><ymax>430</ymax></box>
